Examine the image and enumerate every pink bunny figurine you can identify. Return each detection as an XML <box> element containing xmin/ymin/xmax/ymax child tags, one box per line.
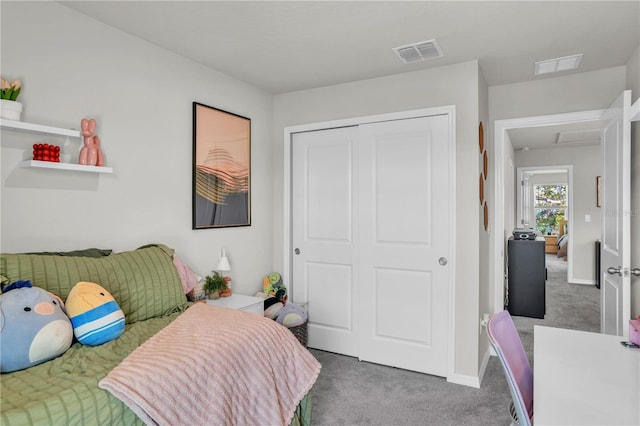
<box><xmin>94</xmin><ymin>136</ymin><xmax>104</xmax><ymax>167</ymax></box>
<box><xmin>79</xmin><ymin>118</ymin><xmax>104</xmax><ymax>166</ymax></box>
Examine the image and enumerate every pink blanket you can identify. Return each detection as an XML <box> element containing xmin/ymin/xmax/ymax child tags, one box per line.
<box><xmin>99</xmin><ymin>303</ymin><xmax>320</xmax><ymax>426</ymax></box>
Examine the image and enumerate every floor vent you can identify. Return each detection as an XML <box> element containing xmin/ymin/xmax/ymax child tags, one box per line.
<box><xmin>393</xmin><ymin>39</ymin><xmax>444</xmax><ymax>64</ymax></box>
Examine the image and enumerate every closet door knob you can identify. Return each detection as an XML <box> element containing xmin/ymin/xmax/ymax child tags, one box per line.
<box><xmin>606</xmin><ymin>266</ymin><xmax>622</xmax><ymax>276</ymax></box>
<box><xmin>439</xmin><ymin>257</ymin><xmax>448</xmax><ymax>266</ymax></box>
<box><xmin>631</xmin><ymin>268</ymin><xmax>640</xmax><ymax>277</ymax></box>
<box><xmin>294</xmin><ymin>248</ymin><xmax>301</xmax><ymax>255</ymax></box>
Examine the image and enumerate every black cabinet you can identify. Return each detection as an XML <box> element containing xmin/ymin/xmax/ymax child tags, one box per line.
<box><xmin>507</xmin><ymin>238</ymin><xmax>546</xmax><ymax>319</ymax></box>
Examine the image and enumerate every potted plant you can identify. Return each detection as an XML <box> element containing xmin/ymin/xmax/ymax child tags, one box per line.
<box><xmin>0</xmin><ymin>77</ymin><xmax>22</xmax><ymax>121</ymax></box>
<box><xmin>203</xmin><ymin>272</ymin><xmax>228</xmax><ymax>300</ymax></box>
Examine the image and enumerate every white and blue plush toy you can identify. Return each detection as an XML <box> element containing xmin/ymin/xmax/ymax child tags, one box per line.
<box><xmin>0</xmin><ymin>280</ymin><xmax>73</xmax><ymax>373</ymax></box>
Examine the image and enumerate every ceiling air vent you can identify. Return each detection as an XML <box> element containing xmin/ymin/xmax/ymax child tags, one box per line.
<box><xmin>556</xmin><ymin>129</ymin><xmax>601</xmax><ymax>146</ymax></box>
<box><xmin>535</xmin><ymin>54</ymin><xmax>583</xmax><ymax>76</ymax></box>
<box><xmin>393</xmin><ymin>39</ymin><xmax>444</xmax><ymax>64</ymax></box>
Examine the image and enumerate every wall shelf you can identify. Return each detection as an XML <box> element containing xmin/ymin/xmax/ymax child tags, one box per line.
<box><xmin>20</xmin><ymin>160</ymin><xmax>113</xmax><ymax>174</ymax></box>
<box><xmin>1</xmin><ymin>118</ymin><xmax>113</xmax><ymax>174</ymax></box>
<box><xmin>0</xmin><ymin>118</ymin><xmax>80</xmax><ymax>138</ymax></box>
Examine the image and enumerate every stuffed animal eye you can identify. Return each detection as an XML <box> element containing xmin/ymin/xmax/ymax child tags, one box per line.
<box><xmin>24</xmin><ymin>307</ymin><xmax>31</xmax><ymax>312</ymax></box>
<box><xmin>52</xmin><ymin>300</ymin><xmax>58</xmax><ymax>305</ymax></box>
<box><xmin>99</xmin><ymin>292</ymin><xmax>105</xmax><ymax>296</ymax></box>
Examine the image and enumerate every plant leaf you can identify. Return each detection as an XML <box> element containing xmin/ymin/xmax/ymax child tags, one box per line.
<box><xmin>10</xmin><ymin>87</ymin><xmax>20</xmax><ymax>101</ymax></box>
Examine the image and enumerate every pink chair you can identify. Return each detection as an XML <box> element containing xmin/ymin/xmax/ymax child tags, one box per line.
<box><xmin>487</xmin><ymin>310</ymin><xmax>533</xmax><ymax>426</ymax></box>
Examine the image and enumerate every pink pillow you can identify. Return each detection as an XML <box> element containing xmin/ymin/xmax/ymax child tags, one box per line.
<box><xmin>172</xmin><ymin>255</ymin><xmax>198</xmax><ymax>294</ymax></box>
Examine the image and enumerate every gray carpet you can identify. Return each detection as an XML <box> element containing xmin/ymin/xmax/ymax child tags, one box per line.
<box><xmin>308</xmin><ymin>254</ymin><xmax>600</xmax><ymax>425</ymax></box>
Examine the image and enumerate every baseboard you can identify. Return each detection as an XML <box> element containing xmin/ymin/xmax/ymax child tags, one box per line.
<box><xmin>447</xmin><ymin>345</ymin><xmax>495</xmax><ymax>389</ymax></box>
<box><xmin>447</xmin><ymin>372</ymin><xmax>481</xmax><ymax>388</ymax></box>
<box><xmin>477</xmin><ymin>346</ymin><xmax>492</xmax><ymax>387</ymax></box>
<box><xmin>568</xmin><ymin>278</ymin><xmax>595</xmax><ymax>285</ymax></box>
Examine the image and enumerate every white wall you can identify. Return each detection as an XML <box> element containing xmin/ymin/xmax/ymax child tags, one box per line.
<box><xmin>477</xmin><ymin>69</ymin><xmax>492</xmax><ymax>374</ymax></box>
<box><xmin>528</xmin><ymin>172</ymin><xmax>568</xmax><ymax>185</ymax></box>
<box><xmin>273</xmin><ymin>61</ymin><xmax>482</xmax><ymax>381</ymax></box>
<box><xmin>627</xmin><ymin>46</ymin><xmax>640</xmax><ymax>317</ymax></box>
<box><xmin>504</xmin><ymin>132</ymin><xmax>516</xmax><ymax>234</ymax></box>
<box><xmin>0</xmin><ymin>2</ymin><xmax>275</xmax><ymax>296</ymax></box>
<box><xmin>515</xmin><ymin>146</ymin><xmax>601</xmax><ymax>283</ymax></box>
<box><xmin>490</xmin><ymin>66</ymin><xmax>627</xmax><ymax>120</ymax></box>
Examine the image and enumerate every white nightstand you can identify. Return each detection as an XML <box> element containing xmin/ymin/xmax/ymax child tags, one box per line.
<box><xmin>206</xmin><ymin>294</ymin><xmax>264</xmax><ymax>316</ymax></box>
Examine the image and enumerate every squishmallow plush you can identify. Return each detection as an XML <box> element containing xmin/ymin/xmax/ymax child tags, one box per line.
<box><xmin>275</xmin><ymin>303</ymin><xmax>308</xmax><ymax>328</ymax></box>
<box><xmin>263</xmin><ymin>273</ymin><xmax>287</xmax><ymax>303</ymax></box>
<box><xmin>263</xmin><ymin>297</ymin><xmax>284</xmax><ymax>320</ymax></box>
<box><xmin>66</xmin><ymin>281</ymin><xmax>125</xmax><ymax>346</ymax></box>
<box><xmin>0</xmin><ymin>280</ymin><xmax>73</xmax><ymax>373</ymax></box>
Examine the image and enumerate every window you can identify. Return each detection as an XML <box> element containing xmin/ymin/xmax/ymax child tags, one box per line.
<box><xmin>534</xmin><ymin>184</ymin><xmax>567</xmax><ymax>234</ymax></box>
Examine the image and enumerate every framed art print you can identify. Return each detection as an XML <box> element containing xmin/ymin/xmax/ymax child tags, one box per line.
<box><xmin>192</xmin><ymin>102</ymin><xmax>251</xmax><ymax>229</ymax></box>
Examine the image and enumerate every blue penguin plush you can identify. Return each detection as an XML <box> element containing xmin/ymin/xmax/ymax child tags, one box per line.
<box><xmin>0</xmin><ymin>280</ymin><xmax>74</xmax><ymax>373</ymax></box>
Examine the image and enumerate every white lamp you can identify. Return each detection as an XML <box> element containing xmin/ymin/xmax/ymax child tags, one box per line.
<box><xmin>216</xmin><ymin>249</ymin><xmax>231</xmax><ymax>273</ymax></box>
<box><xmin>215</xmin><ymin>250</ymin><xmax>232</xmax><ymax>293</ymax></box>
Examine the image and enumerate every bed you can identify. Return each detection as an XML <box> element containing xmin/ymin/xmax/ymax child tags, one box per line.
<box><xmin>0</xmin><ymin>244</ymin><xmax>319</xmax><ymax>425</ymax></box>
<box><xmin>557</xmin><ymin>219</ymin><xmax>568</xmax><ymax>260</ymax></box>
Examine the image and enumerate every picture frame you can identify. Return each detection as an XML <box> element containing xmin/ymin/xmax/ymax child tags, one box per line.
<box><xmin>596</xmin><ymin>175</ymin><xmax>601</xmax><ymax>208</ymax></box>
<box><xmin>192</xmin><ymin>102</ymin><xmax>251</xmax><ymax>229</ymax></box>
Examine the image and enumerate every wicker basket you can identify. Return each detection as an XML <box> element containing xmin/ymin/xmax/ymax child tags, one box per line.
<box><xmin>288</xmin><ymin>321</ymin><xmax>308</xmax><ymax>347</ymax></box>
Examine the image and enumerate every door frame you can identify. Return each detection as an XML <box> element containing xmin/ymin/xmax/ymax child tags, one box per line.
<box><xmin>492</xmin><ymin>109</ymin><xmax>605</xmax><ymax>315</ymax></box>
<box><xmin>283</xmin><ymin>105</ymin><xmax>457</xmax><ymax>379</ymax></box>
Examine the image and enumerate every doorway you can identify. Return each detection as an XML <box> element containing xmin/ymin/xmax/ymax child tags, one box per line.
<box><xmin>516</xmin><ymin>165</ymin><xmax>573</xmax><ymax>283</ymax></box>
<box><xmin>492</xmin><ymin>109</ymin><xmax>605</xmax><ymax>314</ymax></box>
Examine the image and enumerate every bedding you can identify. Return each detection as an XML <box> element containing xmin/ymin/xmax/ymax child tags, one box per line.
<box><xmin>25</xmin><ymin>248</ymin><xmax>113</xmax><ymax>257</ymax></box>
<box><xmin>557</xmin><ymin>234</ymin><xmax>569</xmax><ymax>259</ymax></box>
<box><xmin>99</xmin><ymin>303</ymin><xmax>320</xmax><ymax>426</ymax></box>
<box><xmin>1</xmin><ymin>244</ymin><xmax>189</xmax><ymax>323</ymax></box>
<box><xmin>1</xmin><ymin>313</ymin><xmax>180</xmax><ymax>425</ymax></box>
<box><xmin>1</xmin><ymin>245</ymin><xmax>317</xmax><ymax>425</ymax></box>
<box><xmin>557</xmin><ymin>219</ymin><xmax>568</xmax><ymax>260</ymax></box>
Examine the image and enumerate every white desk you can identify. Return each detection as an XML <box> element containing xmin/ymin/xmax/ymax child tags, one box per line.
<box><xmin>534</xmin><ymin>326</ymin><xmax>640</xmax><ymax>425</ymax></box>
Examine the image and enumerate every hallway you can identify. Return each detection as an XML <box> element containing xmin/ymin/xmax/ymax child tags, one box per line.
<box><xmin>512</xmin><ymin>253</ymin><xmax>601</xmax><ymax>361</ymax></box>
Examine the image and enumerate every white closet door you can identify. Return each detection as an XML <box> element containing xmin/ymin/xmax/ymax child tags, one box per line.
<box><xmin>358</xmin><ymin>115</ymin><xmax>451</xmax><ymax>376</ymax></box>
<box><xmin>292</xmin><ymin>126</ymin><xmax>359</xmax><ymax>356</ymax></box>
<box><xmin>291</xmin><ymin>114</ymin><xmax>452</xmax><ymax>376</ymax></box>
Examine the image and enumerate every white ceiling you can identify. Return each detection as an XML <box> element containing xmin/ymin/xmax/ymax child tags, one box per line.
<box><xmin>57</xmin><ymin>1</ymin><xmax>638</xmax><ymax>150</ymax></box>
<box><xmin>58</xmin><ymin>1</ymin><xmax>639</xmax><ymax>95</ymax></box>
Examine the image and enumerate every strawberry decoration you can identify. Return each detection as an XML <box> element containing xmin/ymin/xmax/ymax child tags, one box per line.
<box><xmin>32</xmin><ymin>143</ymin><xmax>61</xmax><ymax>162</ymax></box>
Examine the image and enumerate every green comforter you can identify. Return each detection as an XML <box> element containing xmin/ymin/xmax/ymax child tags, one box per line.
<box><xmin>0</xmin><ymin>245</ymin><xmax>312</xmax><ymax>425</ymax></box>
<box><xmin>1</xmin><ymin>313</ymin><xmax>179</xmax><ymax>425</ymax></box>
<box><xmin>1</xmin><ymin>312</ymin><xmax>311</xmax><ymax>425</ymax></box>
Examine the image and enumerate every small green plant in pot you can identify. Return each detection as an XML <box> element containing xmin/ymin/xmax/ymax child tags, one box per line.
<box><xmin>0</xmin><ymin>77</ymin><xmax>21</xmax><ymax>101</ymax></box>
<box><xmin>203</xmin><ymin>272</ymin><xmax>228</xmax><ymax>300</ymax></box>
